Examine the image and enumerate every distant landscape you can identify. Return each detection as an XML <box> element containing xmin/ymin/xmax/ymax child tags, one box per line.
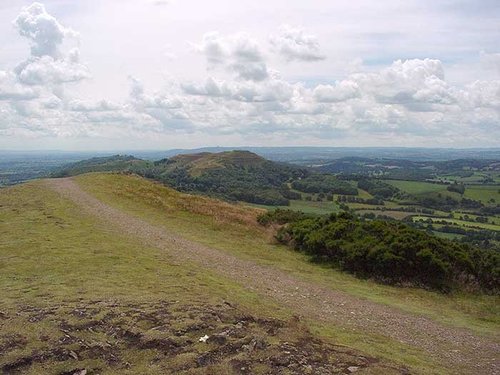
<box><xmin>37</xmin><ymin>148</ymin><xmax>499</xmax><ymax>253</ymax></box>
<box><xmin>2</xmin><ymin>154</ymin><xmax>498</xmax><ymax>374</ymax></box>
<box><xmin>2</xmin><ymin>1</ymin><xmax>500</xmax><ymax>373</ymax></box>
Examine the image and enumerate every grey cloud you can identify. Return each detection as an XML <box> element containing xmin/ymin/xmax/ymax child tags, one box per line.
<box><xmin>195</xmin><ymin>32</ymin><xmax>269</xmax><ymax>81</ymax></box>
<box><xmin>0</xmin><ymin>71</ymin><xmax>40</xmax><ymax>101</ymax></box>
<box><xmin>270</xmin><ymin>25</ymin><xmax>325</xmax><ymax>62</ymax></box>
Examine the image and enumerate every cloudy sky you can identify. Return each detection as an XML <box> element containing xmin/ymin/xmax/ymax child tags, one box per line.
<box><xmin>0</xmin><ymin>0</ymin><xmax>499</xmax><ymax>150</ymax></box>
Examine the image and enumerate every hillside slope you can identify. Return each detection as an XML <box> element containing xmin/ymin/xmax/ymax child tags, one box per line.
<box><xmin>3</xmin><ymin>173</ymin><xmax>498</xmax><ymax>373</ymax></box>
<box><xmin>52</xmin><ymin>151</ymin><xmax>309</xmax><ymax>205</ymax></box>
<box><xmin>51</xmin><ymin>154</ymin><xmax>149</xmax><ymax>177</ymax></box>
<box><xmin>0</xmin><ymin>178</ymin><xmax>405</xmax><ymax>374</ymax></box>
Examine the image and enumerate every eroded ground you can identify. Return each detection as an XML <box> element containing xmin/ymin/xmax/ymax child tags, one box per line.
<box><xmin>0</xmin><ymin>300</ymin><xmax>402</xmax><ymax>374</ymax></box>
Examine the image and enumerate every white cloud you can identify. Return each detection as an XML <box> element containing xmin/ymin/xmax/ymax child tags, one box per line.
<box><xmin>13</xmin><ymin>2</ymin><xmax>77</xmax><ymax>59</ymax></box>
<box><xmin>13</xmin><ymin>2</ymin><xmax>89</xmax><ymax>88</ymax></box>
<box><xmin>313</xmin><ymin>81</ymin><xmax>360</xmax><ymax>102</ymax></box>
<box><xmin>0</xmin><ymin>71</ymin><xmax>40</xmax><ymax>101</ymax></box>
<box><xmin>194</xmin><ymin>32</ymin><xmax>268</xmax><ymax>81</ymax></box>
<box><xmin>1</xmin><ymin>2</ymin><xmax>499</xmax><ymax>148</ymax></box>
<box><xmin>270</xmin><ymin>25</ymin><xmax>325</xmax><ymax>62</ymax></box>
<box><xmin>15</xmin><ymin>56</ymin><xmax>90</xmax><ymax>85</ymax></box>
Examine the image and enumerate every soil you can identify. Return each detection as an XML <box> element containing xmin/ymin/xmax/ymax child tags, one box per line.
<box><xmin>0</xmin><ymin>301</ymin><xmax>402</xmax><ymax>374</ymax></box>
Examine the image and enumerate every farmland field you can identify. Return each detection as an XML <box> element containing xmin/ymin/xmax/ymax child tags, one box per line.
<box><xmin>412</xmin><ymin>216</ymin><xmax>500</xmax><ymax>231</ymax></box>
<box><xmin>249</xmin><ymin>198</ymin><xmax>340</xmax><ymax>215</ymax></box>
<box><xmin>383</xmin><ymin>180</ymin><xmax>447</xmax><ymax>195</ymax></box>
<box><xmin>464</xmin><ymin>185</ymin><xmax>500</xmax><ymax>204</ymax></box>
<box><xmin>357</xmin><ymin>210</ymin><xmax>413</xmax><ymax>220</ymax></box>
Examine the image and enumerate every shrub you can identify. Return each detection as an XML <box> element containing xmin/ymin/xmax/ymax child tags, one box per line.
<box><xmin>276</xmin><ymin>213</ymin><xmax>499</xmax><ymax>292</ymax></box>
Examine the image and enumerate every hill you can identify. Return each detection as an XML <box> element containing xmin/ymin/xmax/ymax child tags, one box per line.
<box><xmin>51</xmin><ymin>154</ymin><xmax>149</xmax><ymax>177</ymax></box>
<box><xmin>1</xmin><ymin>173</ymin><xmax>499</xmax><ymax>374</ymax></box>
<box><xmin>52</xmin><ymin>151</ymin><xmax>309</xmax><ymax>205</ymax></box>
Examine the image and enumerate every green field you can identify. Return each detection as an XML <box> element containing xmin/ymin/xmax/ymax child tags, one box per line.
<box><xmin>249</xmin><ymin>198</ymin><xmax>340</xmax><ymax>215</ymax></box>
<box><xmin>357</xmin><ymin>188</ymin><xmax>374</xmax><ymax>199</ymax></box>
<box><xmin>0</xmin><ymin>181</ymin><xmax>299</xmax><ymax>373</ymax></box>
<box><xmin>412</xmin><ymin>215</ymin><xmax>500</xmax><ymax>231</ymax></box>
<box><xmin>357</xmin><ymin>210</ymin><xmax>413</xmax><ymax>220</ymax></box>
<box><xmin>383</xmin><ymin>180</ymin><xmax>447</xmax><ymax>195</ymax></box>
<box><xmin>464</xmin><ymin>185</ymin><xmax>500</xmax><ymax>205</ymax></box>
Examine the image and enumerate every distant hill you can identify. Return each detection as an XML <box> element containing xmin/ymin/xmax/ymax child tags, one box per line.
<box><xmin>51</xmin><ymin>155</ymin><xmax>149</xmax><ymax>177</ymax></box>
<box><xmin>51</xmin><ymin>151</ymin><xmax>308</xmax><ymax>205</ymax></box>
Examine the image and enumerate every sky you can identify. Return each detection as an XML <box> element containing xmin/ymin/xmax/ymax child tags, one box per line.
<box><xmin>0</xmin><ymin>0</ymin><xmax>499</xmax><ymax>150</ymax></box>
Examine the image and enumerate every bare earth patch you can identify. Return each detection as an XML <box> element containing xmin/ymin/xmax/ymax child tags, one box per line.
<box><xmin>0</xmin><ymin>300</ymin><xmax>402</xmax><ymax>374</ymax></box>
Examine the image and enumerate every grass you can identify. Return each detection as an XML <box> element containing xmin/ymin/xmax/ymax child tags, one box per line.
<box><xmin>357</xmin><ymin>188</ymin><xmax>374</xmax><ymax>199</ymax></box>
<box><xmin>412</xmin><ymin>216</ymin><xmax>500</xmax><ymax>231</ymax></box>
<box><xmin>383</xmin><ymin>180</ymin><xmax>447</xmax><ymax>195</ymax></box>
<box><xmin>249</xmin><ymin>199</ymin><xmax>340</xmax><ymax>215</ymax></box>
<box><xmin>74</xmin><ymin>174</ymin><xmax>499</xmax><ymax>338</ymax></box>
<box><xmin>2</xmin><ymin>181</ymin><xmax>331</xmax><ymax>374</ymax></box>
<box><xmin>431</xmin><ymin>230</ymin><xmax>464</xmax><ymax>240</ymax></box>
<box><xmin>464</xmin><ymin>185</ymin><xmax>500</xmax><ymax>205</ymax></box>
<box><xmin>356</xmin><ymin>210</ymin><xmax>413</xmax><ymax>220</ymax></box>
<box><xmin>4</xmin><ymin>173</ymin><xmax>497</xmax><ymax>374</ymax></box>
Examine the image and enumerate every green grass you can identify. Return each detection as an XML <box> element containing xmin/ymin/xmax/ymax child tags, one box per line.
<box><xmin>431</xmin><ymin>230</ymin><xmax>464</xmax><ymax>240</ymax></box>
<box><xmin>357</xmin><ymin>188</ymin><xmax>374</xmax><ymax>199</ymax></box>
<box><xmin>356</xmin><ymin>210</ymin><xmax>413</xmax><ymax>220</ymax></box>
<box><xmin>0</xmin><ymin>182</ymin><xmax>253</xmax><ymax>307</ymax></box>
<box><xmin>412</xmin><ymin>216</ymin><xmax>500</xmax><ymax>231</ymax></box>
<box><xmin>3</xmin><ymin>174</ymin><xmax>499</xmax><ymax>374</ymax></box>
<box><xmin>249</xmin><ymin>199</ymin><xmax>340</xmax><ymax>215</ymax></box>
<box><xmin>0</xmin><ymin>176</ymin><xmax>435</xmax><ymax>374</ymax></box>
<box><xmin>383</xmin><ymin>180</ymin><xmax>447</xmax><ymax>195</ymax></box>
<box><xmin>0</xmin><ymin>181</ymin><xmax>310</xmax><ymax>374</ymax></box>
<box><xmin>464</xmin><ymin>185</ymin><xmax>500</xmax><ymax>205</ymax></box>
<box><xmin>75</xmin><ymin>174</ymin><xmax>499</xmax><ymax>338</ymax></box>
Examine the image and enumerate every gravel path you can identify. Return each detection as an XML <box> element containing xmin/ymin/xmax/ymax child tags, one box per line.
<box><xmin>46</xmin><ymin>178</ymin><xmax>499</xmax><ymax>374</ymax></box>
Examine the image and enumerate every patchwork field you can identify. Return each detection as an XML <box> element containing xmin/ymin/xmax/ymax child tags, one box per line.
<box><xmin>382</xmin><ymin>180</ymin><xmax>447</xmax><ymax>195</ymax></box>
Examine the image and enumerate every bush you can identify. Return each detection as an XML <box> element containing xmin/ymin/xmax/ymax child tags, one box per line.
<box><xmin>447</xmin><ymin>183</ymin><xmax>465</xmax><ymax>194</ymax></box>
<box><xmin>257</xmin><ymin>209</ymin><xmax>309</xmax><ymax>226</ymax></box>
<box><xmin>276</xmin><ymin>213</ymin><xmax>499</xmax><ymax>292</ymax></box>
<box><xmin>357</xmin><ymin>179</ymin><xmax>399</xmax><ymax>199</ymax></box>
<box><xmin>291</xmin><ymin>174</ymin><xmax>358</xmax><ymax>195</ymax></box>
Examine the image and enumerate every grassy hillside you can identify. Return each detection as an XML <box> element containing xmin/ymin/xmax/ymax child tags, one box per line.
<box><xmin>0</xmin><ymin>180</ymin><xmax>407</xmax><ymax>374</ymax></box>
<box><xmin>71</xmin><ymin>174</ymin><xmax>500</xmax><ymax>371</ymax></box>
<box><xmin>51</xmin><ymin>155</ymin><xmax>149</xmax><ymax>177</ymax></box>
<box><xmin>3</xmin><ymin>173</ymin><xmax>499</xmax><ymax>373</ymax></box>
<box><xmin>52</xmin><ymin>151</ymin><xmax>308</xmax><ymax>206</ymax></box>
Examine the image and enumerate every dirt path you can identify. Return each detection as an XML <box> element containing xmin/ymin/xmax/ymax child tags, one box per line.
<box><xmin>45</xmin><ymin>178</ymin><xmax>499</xmax><ymax>374</ymax></box>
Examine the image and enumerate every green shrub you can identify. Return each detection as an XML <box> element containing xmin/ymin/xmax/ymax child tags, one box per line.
<box><xmin>277</xmin><ymin>213</ymin><xmax>499</xmax><ymax>292</ymax></box>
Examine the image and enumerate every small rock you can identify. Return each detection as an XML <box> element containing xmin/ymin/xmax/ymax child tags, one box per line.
<box><xmin>348</xmin><ymin>366</ymin><xmax>359</xmax><ymax>373</ymax></box>
<box><xmin>69</xmin><ymin>350</ymin><xmax>79</xmax><ymax>360</ymax></box>
<box><xmin>198</xmin><ymin>334</ymin><xmax>209</xmax><ymax>343</ymax></box>
<box><xmin>253</xmin><ymin>338</ymin><xmax>267</xmax><ymax>350</ymax></box>
<box><xmin>270</xmin><ymin>355</ymin><xmax>290</xmax><ymax>367</ymax></box>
